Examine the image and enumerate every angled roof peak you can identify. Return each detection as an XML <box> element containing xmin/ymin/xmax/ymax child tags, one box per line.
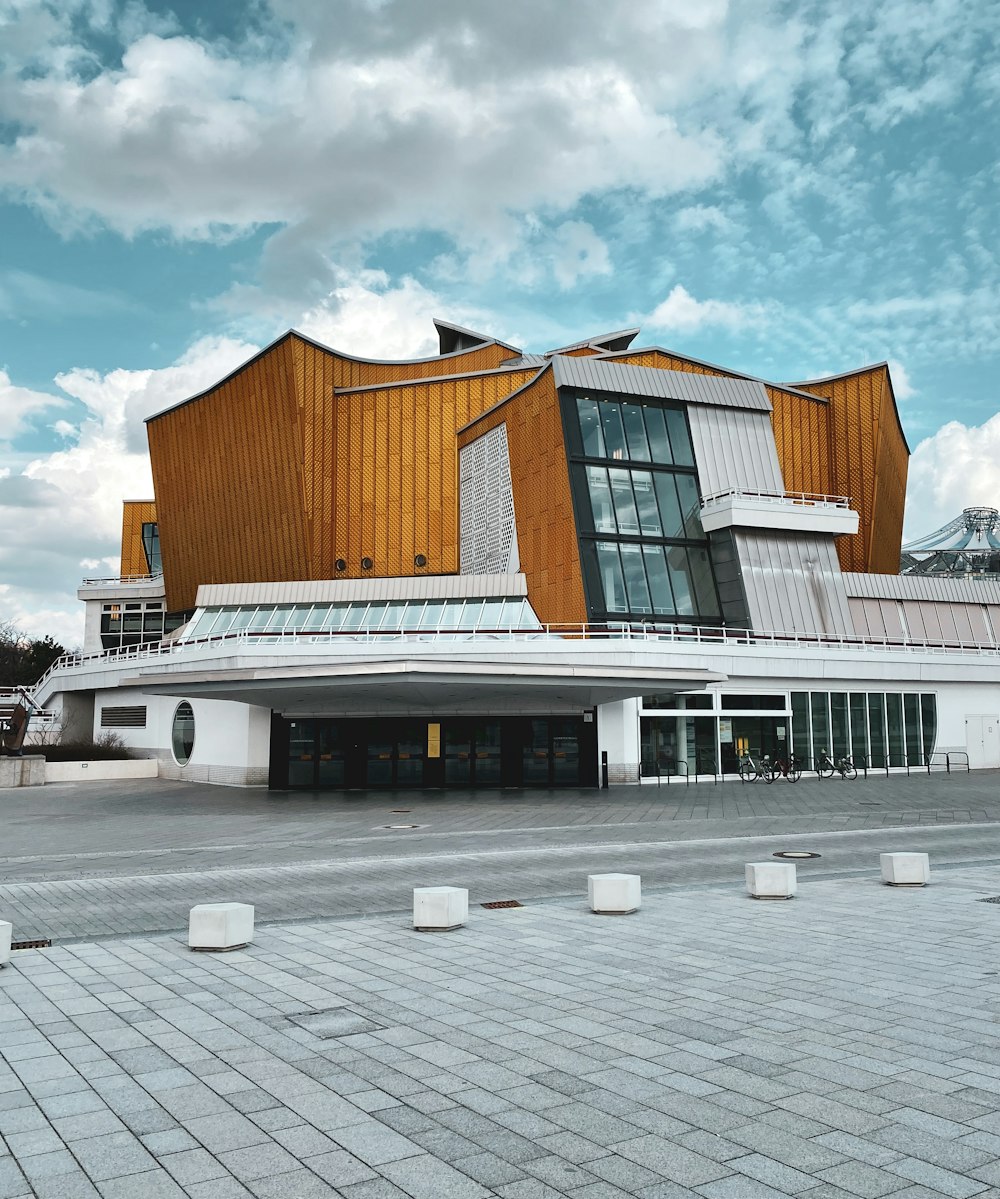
<box><xmin>546</xmin><ymin>327</ymin><xmax>641</xmax><ymax>356</ymax></box>
<box><xmin>433</xmin><ymin>318</ymin><xmax>520</xmax><ymax>357</ymax></box>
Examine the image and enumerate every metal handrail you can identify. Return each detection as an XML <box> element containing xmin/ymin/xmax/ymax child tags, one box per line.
<box><xmin>32</xmin><ymin>616</ymin><xmax>1000</xmax><ymax>693</ymax></box>
<box><xmin>80</xmin><ymin>574</ymin><xmax>164</xmax><ymax>587</ymax></box>
<box><xmin>700</xmin><ymin>488</ymin><xmax>852</xmax><ymax>510</ymax></box>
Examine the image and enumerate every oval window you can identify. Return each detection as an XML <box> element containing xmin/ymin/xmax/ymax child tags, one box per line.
<box><xmin>171</xmin><ymin>701</ymin><xmax>195</xmax><ymax>766</ymax></box>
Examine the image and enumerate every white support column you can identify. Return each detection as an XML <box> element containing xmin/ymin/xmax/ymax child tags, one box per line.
<box><xmin>598</xmin><ymin>698</ymin><xmax>641</xmax><ymax>785</ymax></box>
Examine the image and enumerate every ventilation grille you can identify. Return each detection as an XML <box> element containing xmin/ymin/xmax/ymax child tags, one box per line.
<box><xmin>459</xmin><ymin>424</ymin><xmax>518</xmax><ymax>575</ymax></box>
<box><xmin>100</xmin><ymin>705</ymin><xmax>147</xmax><ymax>728</ymax></box>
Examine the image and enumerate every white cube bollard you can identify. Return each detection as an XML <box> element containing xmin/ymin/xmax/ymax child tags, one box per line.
<box><xmin>0</xmin><ymin>920</ymin><xmax>11</xmax><ymax>968</ymax></box>
<box><xmin>880</xmin><ymin>853</ymin><xmax>930</xmax><ymax>886</ymax></box>
<box><xmin>746</xmin><ymin>862</ymin><xmax>797</xmax><ymax>900</ymax></box>
<box><xmin>413</xmin><ymin>887</ymin><xmax>468</xmax><ymax>932</ymax></box>
<box><xmin>588</xmin><ymin>873</ymin><xmax>641</xmax><ymax>914</ymax></box>
<box><xmin>188</xmin><ymin>903</ymin><xmax>254</xmax><ymax>951</ymax></box>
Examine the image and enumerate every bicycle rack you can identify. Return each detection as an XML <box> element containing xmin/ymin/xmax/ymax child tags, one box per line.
<box><xmin>946</xmin><ymin>750</ymin><xmax>970</xmax><ymax>773</ymax></box>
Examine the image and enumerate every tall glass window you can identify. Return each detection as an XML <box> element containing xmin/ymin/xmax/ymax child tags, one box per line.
<box><xmin>566</xmin><ymin>390</ymin><xmax>720</xmax><ymax>623</ymax></box>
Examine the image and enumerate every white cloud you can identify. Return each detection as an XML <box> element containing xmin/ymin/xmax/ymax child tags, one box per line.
<box><xmin>644</xmin><ymin>284</ymin><xmax>765</xmax><ymax>335</ymax></box>
<box><xmin>0</xmin><ymin>369</ymin><xmax>69</xmax><ymax>439</ymax></box>
<box><xmin>887</xmin><ymin>359</ymin><xmax>916</xmax><ymax>401</ymax></box>
<box><xmin>904</xmin><ymin>412</ymin><xmax>1000</xmax><ymax>539</ymax></box>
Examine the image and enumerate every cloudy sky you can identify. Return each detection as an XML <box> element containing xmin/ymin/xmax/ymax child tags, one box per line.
<box><xmin>1</xmin><ymin>0</ymin><xmax>999</xmax><ymax>647</ymax></box>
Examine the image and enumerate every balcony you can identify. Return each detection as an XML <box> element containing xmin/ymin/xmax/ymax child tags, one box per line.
<box><xmin>699</xmin><ymin>489</ymin><xmax>859</xmax><ymax>537</ymax></box>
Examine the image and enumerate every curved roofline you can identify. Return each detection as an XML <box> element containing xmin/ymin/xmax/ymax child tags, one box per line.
<box><xmin>433</xmin><ymin>317</ymin><xmax>521</xmax><ymax>356</ymax></box>
<box><xmin>546</xmin><ymin>328</ymin><xmax>641</xmax><ymax>355</ymax></box>
<box><xmin>456</xmin><ymin>364</ymin><xmax>552</xmax><ymax>435</ymax></box>
<box><xmin>599</xmin><ymin>345</ymin><xmax>827</xmax><ymax>404</ymax></box>
<box><xmin>789</xmin><ymin>361</ymin><xmax>911</xmax><ymax>455</ymax></box>
<box><xmin>145</xmin><ymin>327</ymin><xmax>523</xmax><ymax>423</ymax></box>
<box><xmin>335</xmin><ymin>361</ymin><xmax>539</xmax><ymax>395</ymax></box>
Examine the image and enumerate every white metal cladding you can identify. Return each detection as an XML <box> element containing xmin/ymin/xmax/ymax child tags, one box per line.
<box><xmin>196</xmin><ymin>574</ymin><xmax>528</xmax><ymax>607</ymax></box>
<box><xmin>551</xmin><ymin>356</ymin><xmax>771</xmax><ymax>411</ymax></box>
<box><xmin>843</xmin><ymin>572</ymin><xmax>1000</xmax><ymax>605</ymax></box>
<box><xmin>733</xmin><ymin>530</ymin><xmax>853</xmax><ymax>635</ymax></box>
<box><xmin>687</xmin><ymin>407</ymin><xmax>785</xmax><ymax>495</ymax></box>
<box><xmin>459</xmin><ymin>424</ymin><xmax>520</xmax><ymax>575</ymax></box>
<box><xmin>849</xmin><ymin>594</ymin><xmax>1000</xmax><ymax>646</ymax></box>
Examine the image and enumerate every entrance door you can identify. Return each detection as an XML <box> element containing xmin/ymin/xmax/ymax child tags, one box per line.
<box><xmin>521</xmin><ymin>718</ymin><xmax>584</xmax><ymax>787</ymax></box>
<box><xmin>966</xmin><ymin>715</ymin><xmax>1000</xmax><ymax>769</ymax></box>
<box><xmin>444</xmin><ymin>721</ymin><xmax>502</xmax><ymax>787</ymax></box>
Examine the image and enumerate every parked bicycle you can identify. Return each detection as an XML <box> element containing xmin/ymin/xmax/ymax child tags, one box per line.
<box><xmin>769</xmin><ymin>753</ymin><xmax>802</xmax><ymax>782</ymax></box>
<box><xmin>738</xmin><ymin>751</ymin><xmax>774</xmax><ymax>784</ymax></box>
<box><xmin>817</xmin><ymin>750</ymin><xmax>857</xmax><ymax>780</ymax></box>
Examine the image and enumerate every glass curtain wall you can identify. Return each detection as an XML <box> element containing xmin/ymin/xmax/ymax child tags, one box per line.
<box><xmin>565</xmin><ymin>391</ymin><xmax>721</xmax><ymax>624</ymax></box>
<box><xmin>789</xmin><ymin>691</ymin><xmax>937</xmax><ymax>767</ymax></box>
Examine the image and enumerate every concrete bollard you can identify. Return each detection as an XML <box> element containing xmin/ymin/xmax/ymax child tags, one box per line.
<box><xmin>746</xmin><ymin>862</ymin><xmax>797</xmax><ymax>900</ymax></box>
<box><xmin>413</xmin><ymin>887</ymin><xmax>468</xmax><ymax>932</ymax></box>
<box><xmin>588</xmin><ymin>873</ymin><xmax>641</xmax><ymax>915</ymax></box>
<box><xmin>188</xmin><ymin>903</ymin><xmax>254</xmax><ymax>951</ymax></box>
<box><xmin>0</xmin><ymin>920</ymin><xmax>11</xmax><ymax>968</ymax></box>
<box><xmin>880</xmin><ymin>853</ymin><xmax>930</xmax><ymax>887</ymax></box>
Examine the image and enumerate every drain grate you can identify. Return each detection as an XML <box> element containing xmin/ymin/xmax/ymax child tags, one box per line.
<box><xmin>11</xmin><ymin>938</ymin><xmax>51</xmax><ymax>951</ymax></box>
<box><xmin>390</xmin><ymin>809</ymin><xmax>411</xmax><ymax>813</ymax></box>
<box><xmin>381</xmin><ymin>823</ymin><xmax>420</xmax><ymax>829</ymax></box>
<box><xmin>981</xmin><ymin>897</ymin><xmax>1000</xmax><ymax>904</ymax></box>
<box><xmin>481</xmin><ymin>899</ymin><xmax>524</xmax><ymax>910</ymax></box>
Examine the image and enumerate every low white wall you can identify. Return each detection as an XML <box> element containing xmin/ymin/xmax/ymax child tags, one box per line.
<box><xmin>0</xmin><ymin>756</ymin><xmax>45</xmax><ymax>787</ymax></box>
<box><xmin>45</xmin><ymin>759</ymin><xmax>159</xmax><ymax>783</ymax></box>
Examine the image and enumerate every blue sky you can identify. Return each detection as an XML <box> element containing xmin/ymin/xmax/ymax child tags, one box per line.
<box><xmin>2</xmin><ymin>0</ymin><xmax>1000</xmax><ymax>644</ymax></box>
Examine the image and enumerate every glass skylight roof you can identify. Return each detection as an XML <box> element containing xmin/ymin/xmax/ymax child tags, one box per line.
<box><xmin>181</xmin><ymin>597</ymin><xmax>542</xmax><ymax>641</ymax></box>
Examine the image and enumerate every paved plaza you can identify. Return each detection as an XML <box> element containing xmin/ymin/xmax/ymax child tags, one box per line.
<box><xmin>3</xmin><ymin>773</ymin><xmax>1000</xmax><ymax>1196</ymax></box>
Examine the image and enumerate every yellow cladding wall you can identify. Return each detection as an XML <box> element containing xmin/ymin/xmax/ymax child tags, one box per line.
<box><xmin>119</xmin><ymin>501</ymin><xmax>157</xmax><ymax>576</ymax></box>
<box><xmin>147</xmin><ymin>332</ymin><xmax>536</xmax><ymax>610</ymax></box>
<box><xmin>458</xmin><ymin>372</ymin><xmax>587</xmax><ymax>626</ymax></box>
<box><xmin>794</xmin><ymin>365</ymin><xmax>908</xmax><ymax>573</ymax></box>
<box><xmin>614</xmin><ymin>350</ymin><xmax>907</xmax><ymax>573</ymax></box>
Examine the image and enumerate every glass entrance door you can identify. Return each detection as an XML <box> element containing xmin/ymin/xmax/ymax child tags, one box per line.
<box><xmin>521</xmin><ymin>718</ymin><xmax>583</xmax><ymax>786</ymax></box>
<box><xmin>444</xmin><ymin>721</ymin><xmax>502</xmax><ymax>786</ymax></box>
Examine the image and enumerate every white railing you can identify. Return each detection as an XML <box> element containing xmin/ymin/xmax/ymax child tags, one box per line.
<box><xmin>700</xmin><ymin>489</ymin><xmax>852</xmax><ymax>510</ymax></box>
<box><xmin>80</xmin><ymin>573</ymin><xmax>164</xmax><ymax>587</ymax></box>
<box><xmin>32</xmin><ymin>619</ymin><xmax>1000</xmax><ymax>692</ymax></box>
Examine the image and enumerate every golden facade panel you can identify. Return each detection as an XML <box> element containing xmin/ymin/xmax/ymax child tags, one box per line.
<box><xmin>460</xmin><ymin>371</ymin><xmax>586</xmax><ymax>626</ymax></box>
<box><xmin>119</xmin><ymin>500</ymin><xmax>157</xmax><ymax>577</ymax></box>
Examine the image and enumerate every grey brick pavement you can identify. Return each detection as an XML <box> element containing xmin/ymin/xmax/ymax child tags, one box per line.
<box><xmin>6</xmin><ymin>864</ymin><xmax>1000</xmax><ymax>1194</ymax></box>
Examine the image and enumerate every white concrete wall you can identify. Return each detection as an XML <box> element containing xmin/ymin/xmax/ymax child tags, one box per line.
<box><xmin>597</xmin><ymin>698</ymin><xmax>640</xmax><ymax>784</ymax></box>
<box><xmin>46</xmin><ymin>760</ymin><xmax>159</xmax><ymax>782</ymax></box>
<box><xmin>89</xmin><ymin>689</ymin><xmax>272</xmax><ymax>787</ymax></box>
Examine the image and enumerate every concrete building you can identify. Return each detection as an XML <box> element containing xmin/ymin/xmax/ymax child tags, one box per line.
<box><xmin>34</xmin><ymin>319</ymin><xmax>1000</xmax><ymax>786</ymax></box>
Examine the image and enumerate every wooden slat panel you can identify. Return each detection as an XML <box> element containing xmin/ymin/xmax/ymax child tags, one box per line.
<box><xmin>119</xmin><ymin>501</ymin><xmax>157</xmax><ymax>576</ymax></box>
<box><xmin>458</xmin><ymin>372</ymin><xmax>586</xmax><ymax>625</ymax></box>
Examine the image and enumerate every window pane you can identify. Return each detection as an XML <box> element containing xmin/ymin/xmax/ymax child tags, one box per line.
<box><xmin>576</xmin><ymin>396</ymin><xmax>606</xmax><ymax>457</ymax></box>
<box><xmin>342</xmin><ymin>603</ymin><xmax>369</xmax><ymax>630</ymax></box>
<box><xmin>654</xmin><ymin>473</ymin><xmax>685</xmax><ymax>539</ymax></box>
<box><xmin>642</xmin><ymin>545</ymin><xmax>675</xmax><ymax>614</ymax></box>
<box><xmin>643</xmin><ymin>406</ymin><xmax>673</xmax><ymax>464</ymax></box>
<box><xmin>619</xmin><ymin>543</ymin><xmax>652</xmax><ymax>613</ymax></box>
<box><xmin>631</xmin><ymin>472</ymin><xmax>662</xmax><ymax>536</ymax></box>
<box><xmin>675</xmin><ymin>474</ymin><xmax>704</xmax><ymax>537</ymax></box>
<box><xmin>596</xmin><ymin>541</ymin><xmax>628</xmax><ymax>612</ymax></box>
<box><xmin>622</xmin><ymin>403</ymin><xmax>651</xmax><ymax>461</ymax></box>
<box><xmin>230</xmin><ymin>608</ymin><xmax>256</xmax><ymax>631</ymax></box>
<box><xmin>830</xmin><ymin>693</ymin><xmax>849</xmax><ymax>759</ymax></box>
<box><xmin>643</xmin><ymin>692</ymin><xmax>714</xmax><ymax>710</ymax></box>
<box><xmin>687</xmin><ymin>547</ymin><xmax>719</xmax><ymax>618</ymax></box>
<box><xmin>921</xmin><ymin>694</ymin><xmax>937</xmax><ymax>760</ymax></box>
<box><xmin>400</xmin><ymin>602</ymin><xmax>424</xmax><ymax>629</ymax></box>
<box><xmin>325</xmin><ymin>605</ymin><xmax>349</xmax><ymax>630</ymax></box>
<box><xmin>419</xmin><ymin>600</ymin><xmax>446</xmax><ymax>629</ymax></box>
<box><xmin>850</xmin><ymin>693</ymin><xmax>868</xmax><ymax>764</ymax></box>
<box><xmin>246</xmin><ymin>607</ymin><xmax>272</xmax><ymax>632</ymax></box>
<box><xmin>868</xmin><ymin>693</ymin><xmax>886</xmax><ymax>765</ymax></box>
<box><xmin>791</xmin><ymin>692</ymin><xmax>811</xmax><ymax>763</ymax></box>
<box><xmin>363</xmin><ymin>602</ymin><xmax>388</xmax><ymax>629</ymax></box>
<box><xmin>664</xmin><ymin>408</ymin><xmax>694</xmax><ymax>466</ymax></box>
<box><xmin>903</xmin><ymin>694</ymin><xmax>921</xmax><ymax>764</ymax></box>
<box><xmin>462</xmin><ymin>599</ymin><xmax>485</xmax><ymax>627</ymax></box>
<box><xmin>721</xmin><ymin>695</ymin><xmax>786</xmax><ymax>711</ymax></box>
<box><xmin>379</xmin><ymin>602</ymin><xmax>405</xmax><ymax>630</ymax></box>
<box><xmin>442</xmin><ymin>600</ymin><xmax>465</xmax><ymax>628</ymax></box>
<box><xmin>665</xmin><ymin>545</ymin><xmax>694</xmax><ymax>614</ymax></box>
<box><xmin>479</xmin><ymin>600</ymin><xmax>506</xmax><ymax>629</ymax></box>
<box><xmin>586</xmin><ymin>466</ymin><xmax>617</xmax><ymax>533</ymax></box>
<box><xmin>609</xmin><ymin>469</ymin><xmax>640</xmax><ymax>534</ymax></box>
<box><xmin>285</xmin><ymin>606</ymin><xmax>310</xmax><ymax>631</ymax></box>
<box><xmin>811</xmin><ymin>693</ymin><xmax>830</xmax><ymax>757</ymax></box>
<box><xmin>599</xmin><ymin>401</ymin><xmax>628</xmax><ymax>460</ymax></box>
<box><xmin>886</xmin><ymin>693</ymin><xmax>905</xmax><ymax>766</ymax></box>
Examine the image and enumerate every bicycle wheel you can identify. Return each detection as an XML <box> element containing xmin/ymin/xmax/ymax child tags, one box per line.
<box><xmin>738</xmin><ymin>761</ymin><xmax>752</xmax><ymax>783</ymax></box>
<box><xmin>788</xmin><ymin>762</ymin><xmax>802</xmax><ymax>782</ymax></box>
<box><xmin>842</xmin><ymin>762</ymin><xmax>858</xmax><ymax>780</ymax></box>
<box><xmin>818</xmin><ymin>760</ymin><xmax>835</xmax><ymax>779</ymax></box>
<box><xmin>763</xmin><ymin>760</ymin><xmax>776</xmax><ymax>784</ymax></box>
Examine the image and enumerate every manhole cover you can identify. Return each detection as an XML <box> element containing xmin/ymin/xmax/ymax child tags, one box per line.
<box><xmin>390</xmin><ymin>809</ymin><xmax>410</xmax><ymax>813</ymax></box>
<box><xmin>481</xmin><ymin>900</ymin><xmax>524</xmax><ymax>909</ymax></box>
<box><xmin>289</xmin><ymin>1009</ymin><xmax>384</xmax><ymax>1038</ymax></box>
<box><xmin>772</xmin><ymin>851</ymin><xmax>822</xmax><ymax>860</ymax></box>
<box><xmin>11</xmin><ymin>938</ymin><xmax>51</xmax><ymax>951</ymax></box>
<box><xmin>380</xmin><ymin>823</ymin><xmax>421</xmax><ymax>830</ymax></box>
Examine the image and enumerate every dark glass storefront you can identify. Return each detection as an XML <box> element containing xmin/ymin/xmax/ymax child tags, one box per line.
<box><xmin>271</xmin><ymin>715</ymin><xmax>597</xmax><ymax>790</ymax></box>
